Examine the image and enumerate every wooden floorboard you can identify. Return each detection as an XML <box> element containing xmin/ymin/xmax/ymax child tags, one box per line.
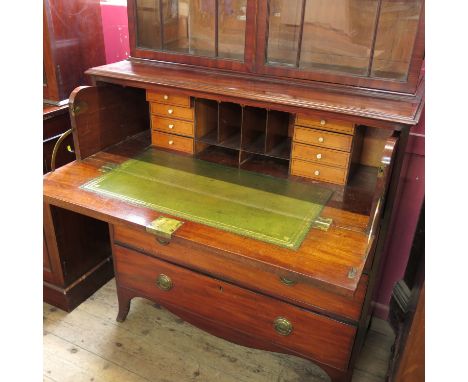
<box><xmin>43</xmin><ymin>280</ymin><xmax>395</xmax><ymax>382</ymax></box>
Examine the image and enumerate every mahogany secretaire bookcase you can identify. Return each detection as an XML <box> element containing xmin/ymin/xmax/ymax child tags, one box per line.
<box><xmin>43</xmin><ymin>1</ymin><xmax>425</xmax><ymax>380</ymax></box>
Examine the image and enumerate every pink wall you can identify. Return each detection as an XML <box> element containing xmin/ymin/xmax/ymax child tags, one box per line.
<box><xmin>100</xmin><ymin>1</ymin><xmax>129</xmax><ymax>64</ymax></box>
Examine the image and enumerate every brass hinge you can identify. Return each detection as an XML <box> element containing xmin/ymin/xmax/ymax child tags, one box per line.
<box><xmin>311</xmin><ymin>216</ymin><xmax>333</xmax><ymax>231</ymax></box>
<box><xmin>71</xmin><ymin>101</ymin><xmax>87</xmax><ymax>116</ymax></box>
<box><xmin>348</xmin><ymin>267</ymin><xmax>357</xmax><ymax>279</ymax></box>
<box><xmin>146</xmin><ymin>216</ymin><xmax>184</xmax><ymax>245</ymax></box>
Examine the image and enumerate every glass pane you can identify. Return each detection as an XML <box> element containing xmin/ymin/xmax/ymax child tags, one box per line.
<box><xmin>371</xmin><ymin>0</ymin><xmax>423</xmax><ymax>80</ymax></box>
<box><xmin>162</xmin><ymin>0</ymin><xmax>216</xmax><ymax>57</ymax></box>
<box><xmin>266</xmin><ymin>0</ymin><xmax>303</xmax><ymax>66</ymax></box>
<box><xmin>136</xmin><ymin>0</ymin><xmax>162</xmax><ymax>50</ymax></box>
<box><xmin>299</xmin><ymin>0</ymin><xmax>379</xmax><ymax>75</ymax></box>
<box><xmin>218</xmin><ymin>0</ymin><xmax>247</xmax><ymax>60</ymax></box>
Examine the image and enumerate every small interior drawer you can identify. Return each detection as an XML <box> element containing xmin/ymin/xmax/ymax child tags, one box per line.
<box><xmin>291</xmin><ymin>159</ymin><xmax>348</xmax><ymax>185</ymax></box>
<box><xmin>113</xmin><ymin>244</ymin><xmax>356</xmax><ymax>370</ymax></box>
<box><xmin>292</xmin><ymin>142</ymin><xmax>350</xmax><ymax>168</ymax></box>
<box><xmin>295</xmin><ymin>115</ymin><xmax>355</xmax><ymax>135</ymax></box>
<box><xmin>293</xmin><ymin>127</ymin><xmax>353</xmax><ymax>152</ymax></box>
<box><xmin>146</xmin><ymin>91</ymin><xmax>191</xmax><ymax>108</ymax></box>
<box><xmin>152</xmin><ymin>131</ymin><xmax>194</xmax><ymax>154</ymax></box>
<box><xmin>151</xmin><ymin>115</ymin><xmax>194</xmax><ymax>137</ymax></box>
<box><xmin>150</xmin><ymin>103</ymin><xmax>194</xmax><ymax>121</ymax></box>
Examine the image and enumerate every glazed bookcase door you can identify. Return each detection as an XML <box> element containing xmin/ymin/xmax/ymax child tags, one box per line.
<box><xmin>129</xmin><ymin>0</ymin><xmax>256</xmax><ymax>72</ymax></box>
<box><xmin>257</xmin><ymin>0</ymin><xmax>425</xmax><ymax>93</ymax></box>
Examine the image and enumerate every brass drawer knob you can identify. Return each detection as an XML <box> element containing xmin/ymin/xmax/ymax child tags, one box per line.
<box><xmin>279</xmin><ymin>276</ymin><xmax>297</xmax><ymax>286</ymax></box>
<box><xmin>316</xmin><ymin>153</ymin><xmax>322</xmax><ymax>159</ymax></box>
<box><xmin>163</xmin><ymin>95</ymin><xmax>169</xmax><ymax>100</ymax></box>
<box><xmin>320</xmin><ymin>119</ymin><xmax>326</xmax><ymax>126</ymax></box>
<box><xmin>318</xmin><ymin>137</ymin><xmax>324</xmax><ymax>143</ymax></box>
<box><xmin>168</xmin><ymin>140</ymin><xmax>174</xmax><ymax>145</ymax></box>
<box><xmin>168</xmin><ymin>124</ymin><xmax>174</xmax><ymax>129</ymax></box>
<box><xmin>274</xmin><ymin>317</ymin><xmax>293</xmax><ymax>336</ymax></box>
<box><xmin>156</xmin><ymin>274</ymin><xmax>173</xmax><ymax>291</ymax></box>
<box><xmin>314</xmin><ymin>170</ymin><xmax>320</xmax><ymax>176</ymax></box>
<box><xmin>168</xmin><ymin>109</ymin><xmax>174</xmax><ymax>114</ymax></box>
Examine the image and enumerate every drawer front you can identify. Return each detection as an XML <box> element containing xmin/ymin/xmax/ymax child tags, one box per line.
<box><xmin>150</xmin><ymin>103</ymin><xmax>194</xmax><ymax>121</ymax></box>
<box><xmin>146</xmin><ymin>91</ymin><xmax>191</xmax><ymax>108</ymax></box>
<box><xmin>294</xmin><ymin>127</ymin><xmax>353</xmax><ymax>152</ymax></box>
<box><xmin>295</xmin><ymin>115</ymin><xmax>355</xmax><ymax>135</ymax></box>
<box><xmin>151</xmin><ymin>115</ymin><xmax>194</xmax><ymax>137</ymax></box>
<box><xmin>292</xmin><ymin>142</ymin><xmax>350</xmax><ymax>168</ymax></box>
<box><xmin>291</xmin><ymin>159</ymin><xmax>347</xmax><ymax>185</ymax></box>
<box><xmin>113</xmin><ymin>224</ymin><xmax>367</xmax><ymax>322</ymax></box>
<box><xmin>114</xmin><ymin>244</ymin><xmax>356</xmax><ymax>370</ymax></box>
<box><xmin>152</xmin><ymin>131</ymin><xmax>194</xmax><ymax>154</ymax></box>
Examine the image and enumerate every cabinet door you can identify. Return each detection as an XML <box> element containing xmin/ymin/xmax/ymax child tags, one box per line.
<box><xmin>256</xmin><ymin>0</ymin><xmax>424</xmax><ymax>93</ymax></box>
<box><xmin>129</xmin><ymin>0</ymin><xmax>256</xmax><ymax>71</ymax></box>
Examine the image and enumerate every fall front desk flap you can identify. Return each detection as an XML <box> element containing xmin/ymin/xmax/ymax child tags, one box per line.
<box><xmin>81</xmin><ymin>149</ymin><xmax>333</xmax><ymax>250</ymax></box>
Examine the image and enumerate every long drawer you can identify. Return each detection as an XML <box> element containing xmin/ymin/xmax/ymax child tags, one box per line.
<box><xmin>113</xmin><ymin>244</ymin><xmax>356</xmax><ymax>370</ymax></box>
<box><xmin>113</xmin><ymin>224</ymin><xmax>367</xmax><ymax>322</ymax></box>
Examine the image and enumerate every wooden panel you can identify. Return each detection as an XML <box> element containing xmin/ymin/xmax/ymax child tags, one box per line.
<box><xmin>150</xmin><ymin>103</ymin><xmax>194</xmax><ymax>121</ymax></box>
<box><xmin>113</xmin><ymin>244</ymin><xmax>356</xmax><ymax>370</ymax></box>
<box><xmin>151</xmin><ymin>116</ymin><xmax>194</xmax><ymax>137</ymax></box>
<box><xmin>69</xmin><ymin>85</ymin><xmax>149</xmax><ymax>160</ymax></box>
<box><xmin>43</xmin><ymin>258</ymin><xmax>114</xmax><ymax>312</ymax></box>
<box><xmin>360</xmin><ymin>127</ymin><xmax>394</xmax><ymax>167</ymax></box>
<box><xmin>152</xmin><ymin>131</ymin><xmax>194</xmax><ymax>154</ymax></box>
<box><xmin>113</xmin><ymin>224</ymin><xmax>368</xmax><ymax>322</ymax></box>
<box><xmin>43</xmin><ymin>0</ymin><xmax>106</xmax><ymax>102</ymax></box>
<box><xmin>292</xmin><ymin>142</ymin><xmax>350</xmax><ymax>168</ymax></box>
<box><xmin>43</xmin><ymin>232</ymin><xmax>54</xmax><ymax>283</ymax></box>
<box><xmin>49</xmin><ymin>205</ymin><xmax>113</xmax><ymax>285</ymax></box>
<box><xmin>85</xmin><ymin>60</ymin><xmax>424</xmax><ymax>127</ymax></box>
<box><xmin>146</xmin><ymin>91</ymin><xmax>191</xmax><ymax>107</ymax></box>
<box><xmin>296</xmin><ymin>115</ymin><xmax>355</xmax><ymax>135</ymax></box>
<box><xmin>293</xmin><ymin>127</ymin><xmax>353</xmax><ymax>152</ymax></box>
<box><xmin>291</xmin><ymin>159</ymin><xmax>347</xmax><ymax>185</ymax></box>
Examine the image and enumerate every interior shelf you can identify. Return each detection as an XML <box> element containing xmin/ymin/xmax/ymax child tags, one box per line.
<box><xmin>195</xmin><ymin>144</ymin><xmax>240</xmax><ymax>169</ymax></box>
<box><xmin>240</xmin><ymin>153</ymin><xmax>290</xmax><ymax>179</ymax></box>
<box><xmin>194</xmin><ymin>98</ymin><xmax>293</xmax><ymax>175</ymax></box>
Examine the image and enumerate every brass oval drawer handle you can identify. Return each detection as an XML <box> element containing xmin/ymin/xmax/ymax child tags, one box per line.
<box><xmin>279</xmin><ymin>276</ymin><xmax>297</xmax><ymax>286</ymax></box>
<box><xmin>316</xmin><ymin>153</ymin><xmax>322</xmax><ymax>159</ymax></box>
<box><xmin>314</xmin><ymin>170</ymin><xmax>320</xmax><ymax>176</ymax></box>
<box><xmin>168</xmin><ymin>140</ymin><xmax>174</xmax><ymax>145</ymax></box>
<box><xmin>156</xmin><ymin>274</ymin><xmax>173</xmax><ymax>291</ymax></box>
<box><xmin>274</xmin><ymin>317</ymin><xmax>293</xmax><ymax>336</ymax></box>
<box><xmin>168</xmin><ymin>109</ymin><xmax>174</xmax><ymax>114</ymax></box>
<box><xmin>320</xmin><ymin>119</ymin><xmax>326</xmax><ymax>126</ymax></box>
<box><xmin>168</xmin><ymin>124</ymin><xmax>174</xmax><ymax>129</ymax></box>
<box><xmin>163</xmin><ymin>95</ymin><xmax>169</xmax><ymax>100</ymax></box>
<box><xmin>318</xmin><ymin>137</ymin><xmax>324</xmax><ymax>143</ymax></box>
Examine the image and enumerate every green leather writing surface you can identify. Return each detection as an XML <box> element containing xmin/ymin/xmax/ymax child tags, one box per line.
<box><xmin>81</xmin><ymin>148</ymin><xmax>332</xmax><ymax>250</ymax></box>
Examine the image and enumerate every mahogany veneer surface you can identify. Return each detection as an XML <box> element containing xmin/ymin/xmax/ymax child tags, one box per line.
<box><xmin>44</xmin><ymin>133</ymin><xmax>372</xmax><ymax>297</ymax></box>
<box><xmin>87</xmin><ymin>60</ymin><xmax>423</xmax><ymax>127</ymax></box>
